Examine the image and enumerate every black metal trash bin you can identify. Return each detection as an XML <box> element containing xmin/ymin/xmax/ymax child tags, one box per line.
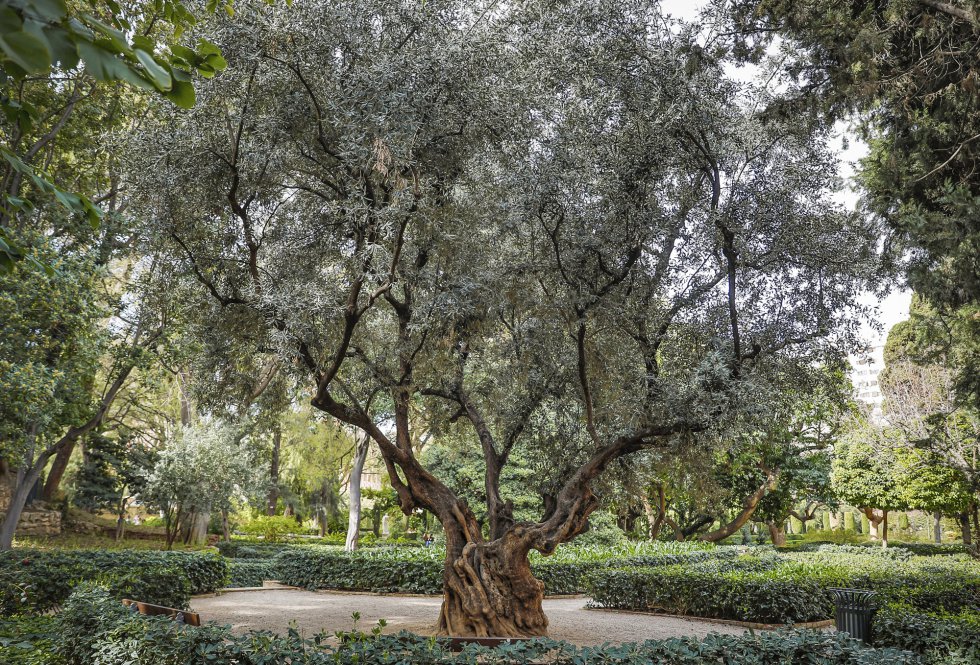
<box><xmin>828</xmin><ymin>588</ymin><xmax>878</xmax><ymax>643</ymax></box>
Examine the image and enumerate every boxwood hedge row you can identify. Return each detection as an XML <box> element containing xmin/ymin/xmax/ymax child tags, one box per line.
<box><xmin>272</xmin><ymin>544</ymin><xmax>740</xmax><ymax>595</ymax></box>
<box><xmin>873</xmin><ymin>604</ymin><xmax>980</xmax><ymax>665</ymax></box>
<box><xmin>585</xmin><ymin>554</ymin><xmax>980</xmax><ymax>624</ymax></box>
<box><xmin>53</xmin><ymin>585</ymin><xmax>920</xmax><ymax>665</ymax></box>
<box><xmin>227</xmin><ymin>560</ymin><xmax>278</xmax><ymax>588</ymax></box>
<box><xmin>0</xmin><ymin>549</ymin><xmax>227</xmax><ymax>615</ymax></box>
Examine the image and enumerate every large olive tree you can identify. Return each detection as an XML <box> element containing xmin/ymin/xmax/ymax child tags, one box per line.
<box><xmin>128</xmin><ymin>0</ymin><xmax>879</xmax><ymax>636</ymax></box>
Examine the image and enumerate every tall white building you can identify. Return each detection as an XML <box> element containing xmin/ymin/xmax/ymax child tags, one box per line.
<box><xmin>849</xmin><ymin>340</ymin><xmax>886</xmax><ymax>422</ymax></box>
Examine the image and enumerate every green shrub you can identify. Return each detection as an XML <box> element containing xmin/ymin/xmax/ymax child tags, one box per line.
<box><xmin>56</xmin><ymin>585</ymin><xmax>919</xmax><ymax>664</ymax></box>
<box><xmin>586</xmin><ymin>564</ymin><xmax>833</xmax><ymax>623</ymax></box>
<box><xmin>874</xmin><ymin>604</ymin><xmax>980</xmax><ymax>664</ymax></box>
<box><xmin>0</xmin><ymin>549</ymin><xmax>226</xmax><ymax>615</ymax></box>
<box><xmin>812</xmin><ymin>544</ymin><xmax>913</xmax><ymax>561</ymax></box>
<box><xmin>275</xmin><ymin>546</ymin><xmax>445</xmax><ymax>594</ymax></box>
<box><xmin>227</xmin><ymin>561</ymin><xmax>278</xmax><ymax>587</ymax></box>
<box><xmin>237</xmin><ymin>516</ymin><xmax>304</xmax><ymax>542</ymax></box>
<box><xmin>587</xmin><ymin>552</ymin><xmax>980</xmax><ymax>624</ymax></box>
<box><xmin>273</xmin><ymin>542</ymin><xmax>738</xmax><ymax>596</ymax></box>
<box><xmin>0</xmin><ymin>615</ymin><xmax>60</xmax><ymax>665</ymax></box>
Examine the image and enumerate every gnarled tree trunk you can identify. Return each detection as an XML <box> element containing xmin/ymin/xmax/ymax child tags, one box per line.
<box><xmin>438</xmin><ymin>533</ymin><xmax>547</xmax><ymax>637</ymax></box>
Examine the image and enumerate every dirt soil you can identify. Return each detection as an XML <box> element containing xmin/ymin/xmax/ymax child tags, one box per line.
<box><xmin>191</xmin><ymin>589</ymin><xmax>747</xmax><ymax>646</ymax></box>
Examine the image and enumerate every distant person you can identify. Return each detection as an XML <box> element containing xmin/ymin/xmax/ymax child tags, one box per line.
<box><xmin>423</xmin><ymin>532</ymin><xmax>433</xmax><ymax>547</ymax></box>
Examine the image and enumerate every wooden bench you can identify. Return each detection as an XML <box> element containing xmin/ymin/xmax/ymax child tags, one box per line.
<box><xmin>121</xmin><ymin>599</ymin><xmax>201</xmax><ymax>626</ymax></box>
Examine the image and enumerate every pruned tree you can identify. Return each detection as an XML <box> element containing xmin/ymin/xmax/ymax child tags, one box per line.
<box><xmin>127</xmin><ymin>0</ymin><xmax>879</xmax><ymax>636</ymax></box>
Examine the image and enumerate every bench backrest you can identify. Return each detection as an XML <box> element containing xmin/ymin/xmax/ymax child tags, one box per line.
<box><xmin>121</xmin><ymin>599</ymin><xmax>201</xmax><ymax>626</ymax></box>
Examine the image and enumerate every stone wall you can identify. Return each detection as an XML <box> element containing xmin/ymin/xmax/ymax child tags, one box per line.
<box><xmin>0</xmin><ymin>508</ymin><xmax>62</xmax><ymax>536</ymax></box>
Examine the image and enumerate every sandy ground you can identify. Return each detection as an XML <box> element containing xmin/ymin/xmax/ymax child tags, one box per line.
<box><xmin>191</xmin><ymin>589</ymin><xmax>747</xmax><ymax>646</ymax></box>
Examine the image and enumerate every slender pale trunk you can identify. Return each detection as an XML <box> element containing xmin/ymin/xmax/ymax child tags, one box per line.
<box><xmin>345</xmin><ymin>433</ymin><xmax>370</xmax><ymax>552</ymax></box>
<box><xmin>221</xmin><ymin>508</ymin><xmax>231</xmax><ymax>542</ymax></box>
<box><xmin>266</xmin><ymin>428</ymin><xmax>281</xmax><ymax>516</ymax></box>
<box><xmin>881</xmin><ymin>511</ymin><xmax>888</xmax><ymax>548</ymax></box>
<box><xmin>0</xmin><ymin>465</ymin><xmax>43</xmax><ymax>549</ymax></box>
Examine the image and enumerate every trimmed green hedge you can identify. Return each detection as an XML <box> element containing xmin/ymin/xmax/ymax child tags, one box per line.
<box><xmin>586</xmin><ymin>564</ymin><xmax>831</xmax><ymax>624</ymax></box>
<box><xmin>273</xmin><ymin>543</ymin><xmax>739</xmax><ymax>596</ymax></box>
<box><xmin>874</xmin><ymin>605</ymin><xmax>980</xmax><ymax>664</ymax></box>
<box><xmin>227</xmin><ymin>560</ymin><xmax>278</xmax><ymax>587</ymax></box>
<box><xmin>586</xmin><ymin>553</ymin><xmax>980</xmax><ymax>624</ymax></box>
<box><xmin>0</xmin><ymin>549</ymin><xmax>227</xmax><ymax>615</ymax></box>
<box><xmin>275</xmin><ymin>546</ymin><xmax>444</xmax><ymax>594</ymax></box>
<box><xmin>55</xmin><ymin>585</ymin><xmax>919</xmax><ymax>665</ymax></box>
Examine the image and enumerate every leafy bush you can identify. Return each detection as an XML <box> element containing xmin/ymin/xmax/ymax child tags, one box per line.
<box><xmin>275</xmin><ymin>546</ymin><xmax>445</xmax><ymax>594</ymax></box>
<box><xmin>874</xmin><ymin>604</ymin><xmax>980</xmax><ymax>664</ymax></box>
<box><xmin>0</xmin><ymin>549</ymin><xmax>226</xmax><ymax>615</ymax></box>
<box><xmin>586</xmin><ymin>564</ymin><xmax>832</xmax><ymax>624</ymax></box>
<box><xmin>227</xmin><ymin>561</ymin><xmax>278</xmax><ymax>587</ymax></box>
<box><xmin>237</xmin><ymin>516</ymin><xmax>304</xmax><ymax>542</ymax></box>
<box><xmin>0</xmin><ymin>615</ymin><xmax>59</xmax><ymax>665</ymax></box>
<box><xmin>56</xmin><ymin>585</ymin><xmax>919</xmax><ymax>665</ymax></box>
<box><xmin>274</xmin><ymin>542</ymin><xmax>738</xmax><ymax>596</ymax></box>
<box><xmin>573</xmin><ymin>511</ymin><xmax>627</xmax><ymax>547</ymax></box>
<box><xmin>812</xmin><ymin>544</ymin><xmax>914</xmax><ymax>561</ymax></box>
<box><xmin>587</xmin><ymin>552</ymin><xmax>980</xmax><ymax>624</ymax></box>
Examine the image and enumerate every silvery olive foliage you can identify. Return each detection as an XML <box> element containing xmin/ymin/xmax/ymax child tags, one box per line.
<box><xmin>126</xmin><ymin>0</ymin><xmax>881</xmax><ymax>541</ymax></box>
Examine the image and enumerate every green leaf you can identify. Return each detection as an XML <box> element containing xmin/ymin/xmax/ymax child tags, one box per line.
<box><xmin>27</xmin><ymin>0</ymin><xmax>68</xmax><ymax>21</ymax></box>
<box><xmin>135</xmin><ymin>49</ymin><xmax>172</xmax><ymax>90</ymax></box>
<box><xmin>43</xmin><ymin>25</ymin><xmax>78</xmax><ymax>69</ymax></box>
<box><xmin>165</xmin><ymin>78</ymin><xmax>195</xmax><ymax>108</ymax></box>
<box><xmin>0</xmin><ymin>29</ymin><xmax>51</xmax><ymax>73</ymax></box>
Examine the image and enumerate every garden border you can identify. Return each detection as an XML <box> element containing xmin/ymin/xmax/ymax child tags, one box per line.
<box><xmin>584</xmin><ymin>606</ymin><xmax>836</xmax><ymax>631</ymax></box>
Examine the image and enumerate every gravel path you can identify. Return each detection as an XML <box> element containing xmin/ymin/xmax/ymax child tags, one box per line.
<box><xmin>191</xmin><ymin>589</ymin><xmax>746</xmax><ymax>645</ymax></box>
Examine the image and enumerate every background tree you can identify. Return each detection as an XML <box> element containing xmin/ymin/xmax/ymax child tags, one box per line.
<box><xmin>733</xmin><ymin>0</ymin><xmax>980</xmax><ymax>406</ymax></box>
<box><xmin>142</xmin><ymin>422</ymin><xmax>262</xmax><ymax>547</ymax></box>
<box><xmin>69</xmin><ymin>431</ymin><xmax>156</xmax><ymax>539</ymax></box>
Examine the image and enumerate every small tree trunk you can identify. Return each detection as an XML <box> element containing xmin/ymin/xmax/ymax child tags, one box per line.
<box><xmin>960</xmin><ymin>512</ymin><xmax>973</xmax><ymax>546</ymax></box>
<box><xmin>0</xmin><ymin>465</ymin><xmax>43</xmax><ymax>550</ymax></box>
<box><xmin>934</xmin><ymin>511</ymin><xmax>943</xmax><ymax>543</ymax></box>
<box><xmin>345</xmin><ymin>433</ymin><xmax>370</xmax><ymax>552</ymax></box>
<box><xmin>40</xmin><ymin>441</ymin><xmax>76</xmax><ymax>503</ymax></box>
<box><xmin>881</xmin><ymin>511</ymin><xmax>888</xmax><ymax>548</ymax></box>
<box><xmin>698</xmin><ymin>471</ymin><xmax>777</xmax><ymax>542</ymax></box>
<box><xmin>862</xmin><ymin>508</ymin><xmax>883</xmax><ymax>541</ymax></box>
<box><xmin>767</xmin><ymin>521</ymin><xmax>786</xmax><ymax>546</ymax></box>
<box><xmin>438</xmin><ymin>535</ymin><xmax>547</xmax><ymax>637</ymax></box>
<box><xmin>267</xmin><ymin>428</ymin><xmax>281</xmax><ymax>516</ymax></box>
<box><xmin>221</xmin><ymin>509</ymin><xmax>231</xmax><ymax>542</ymax></box>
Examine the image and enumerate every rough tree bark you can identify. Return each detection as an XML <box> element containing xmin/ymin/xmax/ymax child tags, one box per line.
<box><xmin>40</xmin><ymin>442</ymin><xmax>75</xmax><ymax>503</ymax></box>
<box><xmin>345</xmin><ymin>432</ymin><xmax>370</xmax><ymax>552</ymax></box>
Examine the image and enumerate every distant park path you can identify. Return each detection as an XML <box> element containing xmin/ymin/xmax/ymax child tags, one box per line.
<box><xmin>191</xmin><ymin>589</ymin><xmax>746</xmax><ymax>646</ymax></box>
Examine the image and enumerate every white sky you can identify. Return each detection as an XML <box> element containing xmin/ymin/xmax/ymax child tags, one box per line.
<box><xmin>660</xmin><ymin>0</ymin><xmax>911</xmax><ymax>345</ymax></box>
